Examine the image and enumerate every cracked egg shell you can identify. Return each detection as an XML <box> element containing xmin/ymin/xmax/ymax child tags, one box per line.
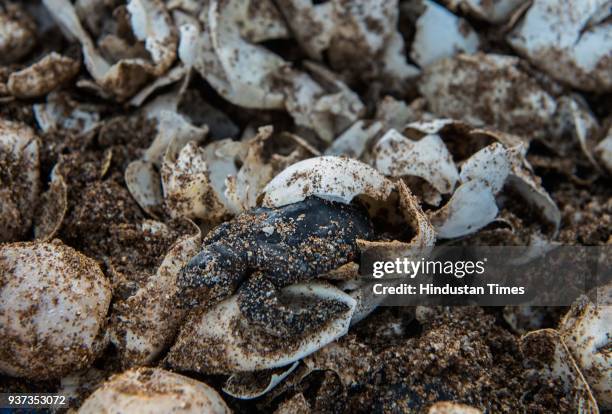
<box><xmin>0</xmin><ymin>119</ymin><xmax>40</xmax><ymax>242</ymax></box>
<box><xmin>78</xmin><ymin>367</ymin><xmax>230</xmax><ymax>414</ymax></box>
<box><xmin>43</xmin><ymin>0</ymin><xmax>177</xmax><ymax>100</ymax></box>
<box><xmin>165</xmin><ymin>282</ymin><xmax>356</xmax><ymax>374</ymax></box>
<box><xmin>0</xmin><ymin>241</ymin><xmax>111</xmax><ymax>380</ymax></box>
<box><xmin>507</xmin><ymin>0</ymin><xmax>612</xmax><ymax>92</ymax></box>
<box><xmin>260</xmin><ymin>156</ymin><xmax>394</xmax><ymax>208</ymax></box>
<box><xmin>7</xmin><ymin>52</ymin><xmax>80</xmax><ymax>98</ymax></box>
<box><xmin>419</xmin><ymin>53</ymin><xmax>557</xmax><ymax>140</ymax></box>
<box><xmin>111</xmin><ymin>221</ymin><xmax>201</xmax><ymax>366</ymax></box>
<box><xmin>373</xmin><ymin>128</ymin><xmax>459</xmax><ymax>194</ymax></box>
<box><xmin>559</xmin><ymin>284</ymin><xmax>611</xmax><ymax>409</ymax></box>
<box><xmin>407</xmin><ymin>0</ymin><xmax>480</xmax><ymax>68</ymax></box>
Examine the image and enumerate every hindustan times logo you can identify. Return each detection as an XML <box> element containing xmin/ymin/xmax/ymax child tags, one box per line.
<box><xmin>372</xmin><ymin>257</ymin><xmax>487</xmax><ymax>279</ymax></box>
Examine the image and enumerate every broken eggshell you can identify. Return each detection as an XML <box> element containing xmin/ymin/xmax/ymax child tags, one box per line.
<box><xmin>222</xmin><ymin>361</ymin><xmax>300</xmax><ymax>399</ymax></box>
<box><xmin>0</xmin><ymin>119</ymin><xmax>40</xmax><ymax>242</ymax></box>
<box><xmin>78</xmin><ymin>367</ymin><xmax>230</xmax><ymax>414</ymax></box>
<box><xmin>260</xmin><ymin>155</ymin><xmax>394</xmax><ymax>208</ymax></box>
<box><xmin>125</xmin><ymin>110</ymin><xmax>207</xmax><ymax>217</ymax></box>
<box><xmin>507</xmin><ymin>0</ymin><xmax>612</xmax><ymax>92</ymax></box>
<box><xmin>419</xmin><ymin>53</ymin><xmax>557</xmax><ymax>140</ymax></box>
<box><xmin>406</xmin><ymin>0</ymin><xmax>480</xmax><ymax>68</ymax></box>
<box><xmin>559</xmin><ymin>284</ymin><xmax>611</xmax><ymax>410</ymax></box>
<box><xmin>42</xmin><ymin>0</ymin><xmax>178</xmax><ymax>100</ymax></box>
<box><xmin>111</xmin><ymin>220</ymin><xmax>201</xmax><ymax>366</ymax></box>
<box><xmin>0</xmin><ymin>241</ymin><xmax>111</xmax><ymax>380</ymax></box>
<box><xmin>165</xmin><ymin>282</ymin><xmax>357</xmax><ymax>374</ymax></box>
<box><xmin>373</xmin><ymin>128</ymin><xmax>459</xmax><ymax>195</ymax></box>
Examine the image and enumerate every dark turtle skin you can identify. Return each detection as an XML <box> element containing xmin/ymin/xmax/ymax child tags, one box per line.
<box><xmin>177</xmin><ymin>196</ymin><xmax>374</xmax><ymax>336</ymax></box>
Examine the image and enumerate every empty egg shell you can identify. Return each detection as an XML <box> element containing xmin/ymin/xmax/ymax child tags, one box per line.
<box><xmin>0</xmin><ymin>119</ymin><xmax>40</xmax><ymax>242</ymax></box>
<box><xmin>0</xmin><ymin>241</ymin><xmax>111</xmax><ymax>380</ymax></box>
<box><xmin>507</xmin><ymin>0</ymin><xmax>612</xmax><ymax>92</ymax></box>
<box><xmin>559</xmin><ymin>284</ymin><xmax>611</xmax><ymax>409</ymax></box>
<box><xmin>78</xmin><ymin>367</ymin><xmax>230</xmax><ymax>414</ymax></box>
<box><xmin>165</xmin><ymin>282</ymin><xmax>356</xmax><ymax>374</ymax></box>
<box><xmin>419</xmin><ymin>53</ymin><xmax>557</xmax><ymax>140</ymax></box>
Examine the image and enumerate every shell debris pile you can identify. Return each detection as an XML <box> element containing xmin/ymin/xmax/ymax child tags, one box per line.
<box><xmin>0</xmin><ymin>0</ymin><xmax>610</xmax><ymax>412</ymax></box>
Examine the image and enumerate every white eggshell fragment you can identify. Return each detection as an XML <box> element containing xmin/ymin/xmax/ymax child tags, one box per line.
<box><xmin>507</xmin><ymin>0</ymin><xmax>612</xmax><ymax>92</ymax></box>
<box><xmin>419</xmin><ymin>54</ymin><xmax>557</xmax><ymax>139</ymax></box>
<box><xmin>166</xmin><ymin>282</ymin><xmax>356</xmax><ymax>374</ymax></box>
<box><xmin>559</xmin><ymin>284</ymin><xmax>611</xmax><ymax>409</ymax></box>
<box><xmin>260</xmin><ymin>156</ymin><xmax>394</xmax><ymax>208</ymax></box>
<box><xmin>409</xmin><ymin>0</ymin><xmax>480</xmax><ymax>68</ymax></box>
<box><xmin>429</xmin><ymin>179</ymin><xmax>499</xmax><ymax>239</ymax></box>
<box><xmin>0</xmin><ymin>120</ymin><xmax>40</xmax><ymax>242</ymax></box>
<box><xmin>373</xmin><ymin>129</ymin><xmax>459</xmax><ymax>194</ymax></box>
<box><xmin>78</xmin><ymin>368</ymin><xmax>230</xmax><ymax>414</ymax></box>
<box><xmin>459</xmin><ymin>143</ymin><xmax>510</xmax><ymax>193</ymax></box>
<box><xmin>325</xmin><ymin>120</ymin><xmax>383</xmax><ymax>159</ymax></box>
<box><xmin>0</xmin><ymin>242</ymin><xmax>111</xmax><ymax>380</ymax></box>
<box><xmin>42</xmin><ymin>0</ymin><xmax>177</xmax><ymax>100</ymax></box>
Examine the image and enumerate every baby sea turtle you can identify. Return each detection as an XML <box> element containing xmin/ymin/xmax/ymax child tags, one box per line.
<box><xmin>177</xmin><ymin>196</ymin><xmax>373</xmax><ymax>336</ymax></box>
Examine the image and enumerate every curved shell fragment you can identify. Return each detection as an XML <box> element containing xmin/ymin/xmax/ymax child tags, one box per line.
<box><xmin>165</xmin><ymin>282</ymin><xmax>356</xmax><ymax>374</ymax></box>
<box><xmin>373</xmin><ymin>128</ymin><xmax>459</xmax><ymax>194</ymax></box>
<box><xmin>507</xmin><ymin>0</ymin><xmax>612</xmax><ymax>92</ymax></box>
<box><xmin>222</xmin><ymin>361</ymin><xmax>300</xmax><ymax>399</ymax></box>
<box><xmin>429</xmin><ymin>179</ymin><xmax>499</xmax><ymax>239</ymax></box>
<box><xmin>42</xmin><ymin>0</ymin><xmax>177</xmax><ymax>100</ymax></box>
<box><xmin>409</xmin><ymin>0</ymin><xmax>480</xmax><ymax>68</ymax></box>
<box><xmin>419</xmin><ymin>54</ymin><xmax>557</xmax><ymax>139</ymax></box>
<box><xmin>111</xmin><ymin>221</ymin><xmax>201</xmax><ymax>366</ymax></box>
<box><xmin>261</xmin><ymin>156</ymin><xmax>394</xmax><ymax>208</ymax></box>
